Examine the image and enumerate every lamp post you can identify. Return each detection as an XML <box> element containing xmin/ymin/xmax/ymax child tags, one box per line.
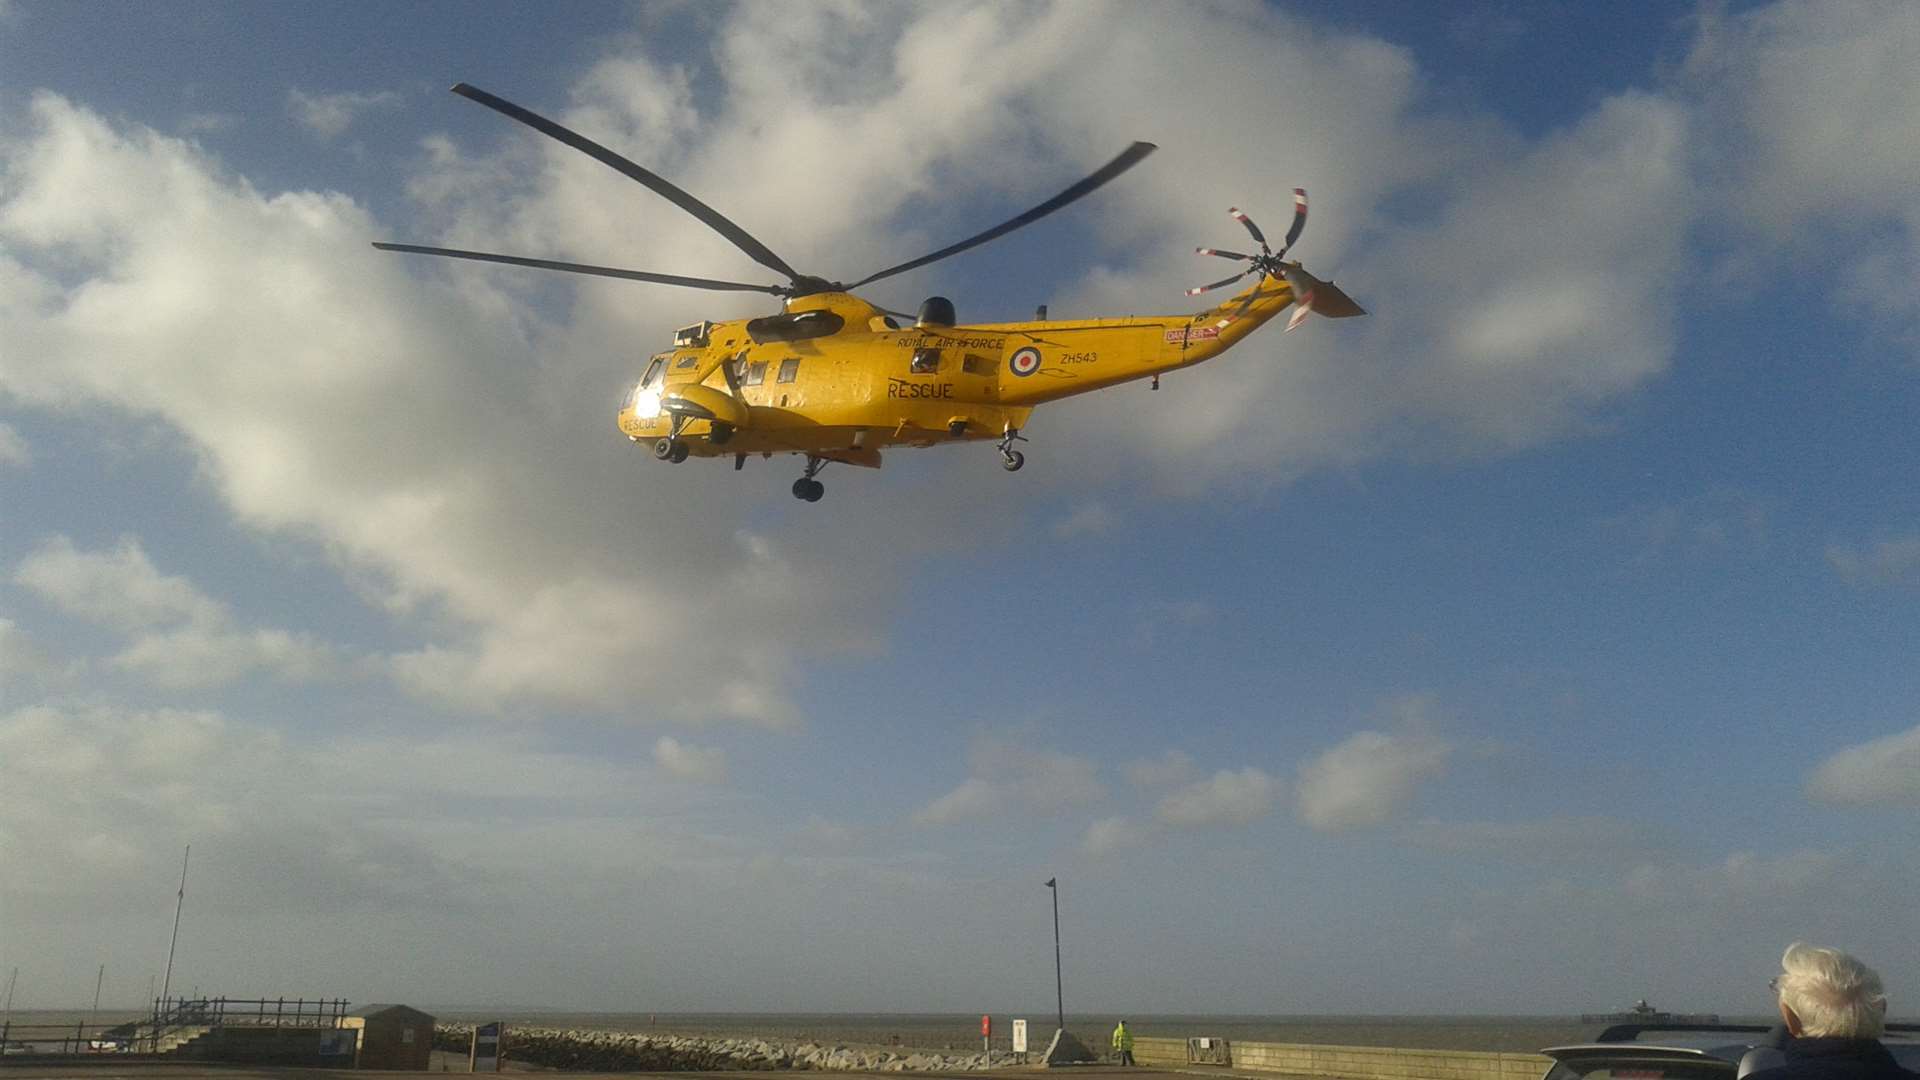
<box><xmin>1045</xmin><ymin>877</ymin><xmax>1064</xmax><ymax>1034</ymax></box>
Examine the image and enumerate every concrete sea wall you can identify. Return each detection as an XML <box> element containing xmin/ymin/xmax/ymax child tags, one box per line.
<box><xmin>1135</xmin><ymin>1036</ymin><xmax>1551</xmax><ymax>1080</ymax></box>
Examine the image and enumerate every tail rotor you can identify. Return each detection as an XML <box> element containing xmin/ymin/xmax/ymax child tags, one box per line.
<box><xmin>1185</xmin><ymin>188</ymin><xmax>1362</xmax><ymax>330</ymax></box>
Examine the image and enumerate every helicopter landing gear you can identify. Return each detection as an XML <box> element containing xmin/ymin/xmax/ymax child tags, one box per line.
<box><xmin>997</xmin><ymin>427</ymin><xmax>1028</xmax><ymax>472</ymax></box>
<box><xmin>654</xmin><ymin>415</ymin><xmax>695</xmax><ymax>463</ymax></box>
<box><xmin>791</xmin><ymin>456</ymin><xmax>827</xmax><ymax>502</ymax></box>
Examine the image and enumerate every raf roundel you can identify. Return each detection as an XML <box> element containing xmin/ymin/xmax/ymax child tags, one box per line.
<box><xmin>1008</xmin><ymin>347</ymin><xmax>1042</xmax><ymax>377</ymax></box>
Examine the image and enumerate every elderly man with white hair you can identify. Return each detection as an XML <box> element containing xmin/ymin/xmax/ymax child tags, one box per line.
<box><xmin>1746</xmin><ymin>943</ymin><xmax>1918</xmax><ymax>1080</ymax></box>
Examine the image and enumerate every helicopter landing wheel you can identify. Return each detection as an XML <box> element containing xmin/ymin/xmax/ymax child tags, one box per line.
<box><xmin>996</xmin><ymin>426</ymin><xmax>1028</xmax><ymax>473</ymax></box>
<box><xmin>669</xmin><ymin>440</ymin><xmax>691</xmax><ymax>464</ymax></box>
<box><xmin>652</xmin><ymin>437</ymin><xmax>676</xmax><ymax>461</ymax></box>
<box><xmin>791</xmin><ymin>478</ymin><xmax>825</xmax><ymax>502</ymax></box>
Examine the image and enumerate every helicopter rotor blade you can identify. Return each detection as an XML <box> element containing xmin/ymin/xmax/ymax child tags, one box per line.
<box><xmin>1185</xmin><ymin>269</ymin><xmax>1251</xmax><ymax>296</ymax></box>
<box><xmin>449</xmin><ymin>83</ymin><xmax>803</xmax><ymax>284</ymax></box>
<box><xmin>1229</xmin><ymin>207</ymin><xmax>1270</xmax><ymax>253</ymax></box>
<box><xmin>844</xmin><ymin>141</ymin><xmax>1157</xmax><ymax>291</ymax></box>
<box><xmin>1214</xmin><ymin>279</ymin><xmax>1269</xmax><ymax>327</ymax></box>
<box><xmin>371</xmin><ymin>242</ymin><xmax>787</xmax><ymax>294</ymax></box>
<box><xmin>1196</xmin><ymin>247</ymin><xmax>1254</xmax><ymax>261</ymax></box>
<box><xmin>1280</xmin><ymin>188</ymin><xmax>1307</xmax><ymax>254</ymax></box>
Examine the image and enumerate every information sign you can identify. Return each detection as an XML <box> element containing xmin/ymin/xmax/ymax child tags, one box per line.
<box><xmin>471</xmin><ymin>1021</ymin><xmax>505</xmax><ymax>1072</ymax></box>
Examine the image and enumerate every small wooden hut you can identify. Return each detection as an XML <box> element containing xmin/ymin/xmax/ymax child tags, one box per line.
<box><xmin>341</xmin><ymin>1004</ymin><xmax>435</xmax><ymax>1070</ymax></box>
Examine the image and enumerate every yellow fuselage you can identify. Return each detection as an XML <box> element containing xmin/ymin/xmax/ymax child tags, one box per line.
<box><xmin>618</xmin><ymin>273</ymin><xmax>1298</xmax><ymax>465</ymax></box>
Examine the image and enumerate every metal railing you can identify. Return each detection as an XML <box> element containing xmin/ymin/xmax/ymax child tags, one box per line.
<box><xmin>152</xmin><ymin>995</ymin><xmax>349</xmax><ymax>1030</ymax></box>
<box><xmin>0</xmin><ymin>995</ymin><xmax>348</xmax><ymax>1058</ymax></box>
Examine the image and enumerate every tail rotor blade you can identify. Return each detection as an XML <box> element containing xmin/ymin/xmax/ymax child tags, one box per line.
<box><xmin>1186</xmin><ymin>269</ymin><xmax>1251</xmax><ymax>296</ymax></box>
<box><xmin>1280</xmin><ymin>188</ymin><xmax>1307</xmax><ymax>254</ymax></box>
<box><xmin>1229</xmin><ymin>207</ymin><xmax>1269</xmax><ymax>253</ymax></box>
<box><xmin>1215</xmin><ymin>281</ymin><xmax>1266</xmax><ymax>328</ymax></box>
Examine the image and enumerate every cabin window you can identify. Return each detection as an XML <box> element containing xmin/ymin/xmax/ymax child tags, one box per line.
<box><xmin>744</xmin><ymin>360</ymin><xmax>768</xmax><ymax>386</ymax></box>
<box><xmin>675</xmin><ymin>354</ymin><xmax>697</xmax><ymax>369</ymax></box>
<box><xmin>776</xmin><ymin>358</ymin><xmax>800</xmax><ymax>384</ymax></box>
<box><xmin>910</xmin><ymin>347</ymin><xmax>942</xmax><ymax>374</ymax></box>
<box><xmin>640</xmin><ymin>358</ymin><xmax>665</xmax><ymax>388</ymax></box>
<box><xmin>962</xmin><ymin>354</ymin><xmax>992</xmax><ymax>375</ymax></box>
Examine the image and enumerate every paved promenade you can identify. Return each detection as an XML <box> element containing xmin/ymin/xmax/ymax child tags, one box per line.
<box><xmin>0</xmin><ymin>1063</ymin><xmax>1188</xmax><ymax>1080</ymax></box>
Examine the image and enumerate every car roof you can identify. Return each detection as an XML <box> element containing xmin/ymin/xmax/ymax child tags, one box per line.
<box><xmin>1544</xmin><ymin>1024</ymin><xmax>1920</xmax><ymax>1070</ymax></box>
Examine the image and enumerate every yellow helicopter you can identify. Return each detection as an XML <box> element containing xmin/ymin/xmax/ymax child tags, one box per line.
<box><xmin>377</xmin><ymin>84</ymin><xmax>1365</xmax><ymax>501</ymax></box>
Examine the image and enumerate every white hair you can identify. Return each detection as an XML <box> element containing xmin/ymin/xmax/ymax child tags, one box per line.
<box><xmin>1776</xmin><ymin>942</ymin><xmax>1888</xmax><ymax>1038</ymax></box>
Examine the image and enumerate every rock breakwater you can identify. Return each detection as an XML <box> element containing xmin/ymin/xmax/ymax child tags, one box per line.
<box><xmin>436</xmin><ymin>1023</ymin><xmax>1018</xmax><ymax>1071</ymax></box>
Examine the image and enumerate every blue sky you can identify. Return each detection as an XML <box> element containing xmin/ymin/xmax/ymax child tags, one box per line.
<box><xmin>4</xmin><ymin>0</ymin><xmax>1919</xmax><ymax>1017</ymax></box>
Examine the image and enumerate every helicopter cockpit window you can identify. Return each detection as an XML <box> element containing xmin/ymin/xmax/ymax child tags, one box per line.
<box><xmin>640</xmin><ymin>358</ymin><xmax>665</xmax><ymax>388</ymax></box>
<box><xmin>744</xmin><ymin>360</ymin><xmax>768</xmax><ymax>386</ymax></box>
<box><xmin>673</xmin><ymin>321</ymin><xmax>712</xmax><ymax>348</ymax></box>
<box><xmin>674</xmin><ymin>354</ymin><xmax>698</xmax><ymax>368</ymax></box>
<box><xmin>746</xmin><ymin>310</ymin><xmax>844</xmax><ymax>344</ymax></box>
<box><xmin>776</xmin><ymin>358</ymin><xmax>800</xmax><ymax>384</ymax></box>
<box><xmin>910</xmin><ymin>347</ymin><xmax>942</xmax><ymax>374</ymax></box>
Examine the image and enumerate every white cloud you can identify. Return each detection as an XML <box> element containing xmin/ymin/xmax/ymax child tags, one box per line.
<box><xmin>0</xmin><ymin>421</ymin><xmax>27</xmax><ymax>467</ymax></box>
<box><xmin>0</xmin><ymin>616</ymin><xmax>54</xmax><ymax>682</ymax></box>
<box><xmin>913</xmin><ymin>737</ymin><xmax>1104</xmax><ymax>825</ymax></box>
<box><xmin>1407</xmin><ymin>816</ymin><xmax>1650</xmax><ymax>857</ymax></box>
<box><xmin>13</xmin><ymin>535</ymin><xmax>333</xmax><ymax>687</ymax></box>
<box><xmin>1081</xmin><ymin>816</ymin><xmax>1146</xmax><ymax>856</ymax></box>
<box><xmin>0</xmin><ymin>90</ymin><xmax>908</xmax><ymax>720</ymax></box>
<box><xmin>1601</xmin><ymin>487</ymin><xmax>1772</xmax><ymax>564</ymax></box>
<box><xmin>1155</xmin><ymin>767</ymin><xmax>1278</xmax><ymax>828</ymax></box>
<box><xmin>1685</xmin><ymin>2</ymin><xmax>1920</xmax><ymax>337</ymax></box>
<box><xmin>0</xmin><ymin>3</ymin><xmax>1741</xmax><ymax>728</ymax></box>
<box><xmin>1</xmin><ymin>2</ymin><xmax>1893</xmax><ymax>732</ymax></box>
<box><xmin>1296</xmin><ymin>725</ymin><xmax>1450</xmax><ymax>832</ymax></box>
<box><xmin>913</xmin><ymin>777</ymin><xmax>1002</xmax><ymax>826</ymax></box>
<box><xmin>1051</xmin><ymin>502</ymin><xmax>1115</xmax><ymax>539</ymax></box>
<box><xmin>0</xmin><ymin>700</ymin><xmax>726</xmax><ymax>923</ymax></box>
<box><xmin>1049</xmin><ymin>68</ymin><xmax>1691</xmax><ymax>490</ymax></box>
<box><xmin>654</xmin><ymin>735</ymin><xmax>728</xmax><ymax>784</ymax></box>
<box><xmin>180</xmin><ymin>112</ymin><xmax>239</xmax><ymax>135</ymax></box>
<box><xmin>1123</xmin><ymin>749</ymin><xmax>1196</xmax><ymax>789</ymax></box>
<box><xmin>1807</xmin><ymin>725</ymin><xmax>1920</xmax><ymax>805</ymax></box>
<box><xmin>288</xmin><ymin>88</ymin><xmax>401</xmax><ymax>139</ymax></box>
<box><xmin>1134</xmin><ymin>598</ymin><xmax>1213</xmax><ymax>648</ymax></box>
<box><xmin>1621</xmin><ymin>850</ymin><xmax>1837</xmax><ymax>904</ymax></box>
<box><xmin>15</xmin><ymin>535</ymin><xmax>219</xmax><ymax>632</ymax></box>
<box><xmin>1827</xmin><ymin>534</ymin><xmax>1920</xmax><ymax>588</ymax></box>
